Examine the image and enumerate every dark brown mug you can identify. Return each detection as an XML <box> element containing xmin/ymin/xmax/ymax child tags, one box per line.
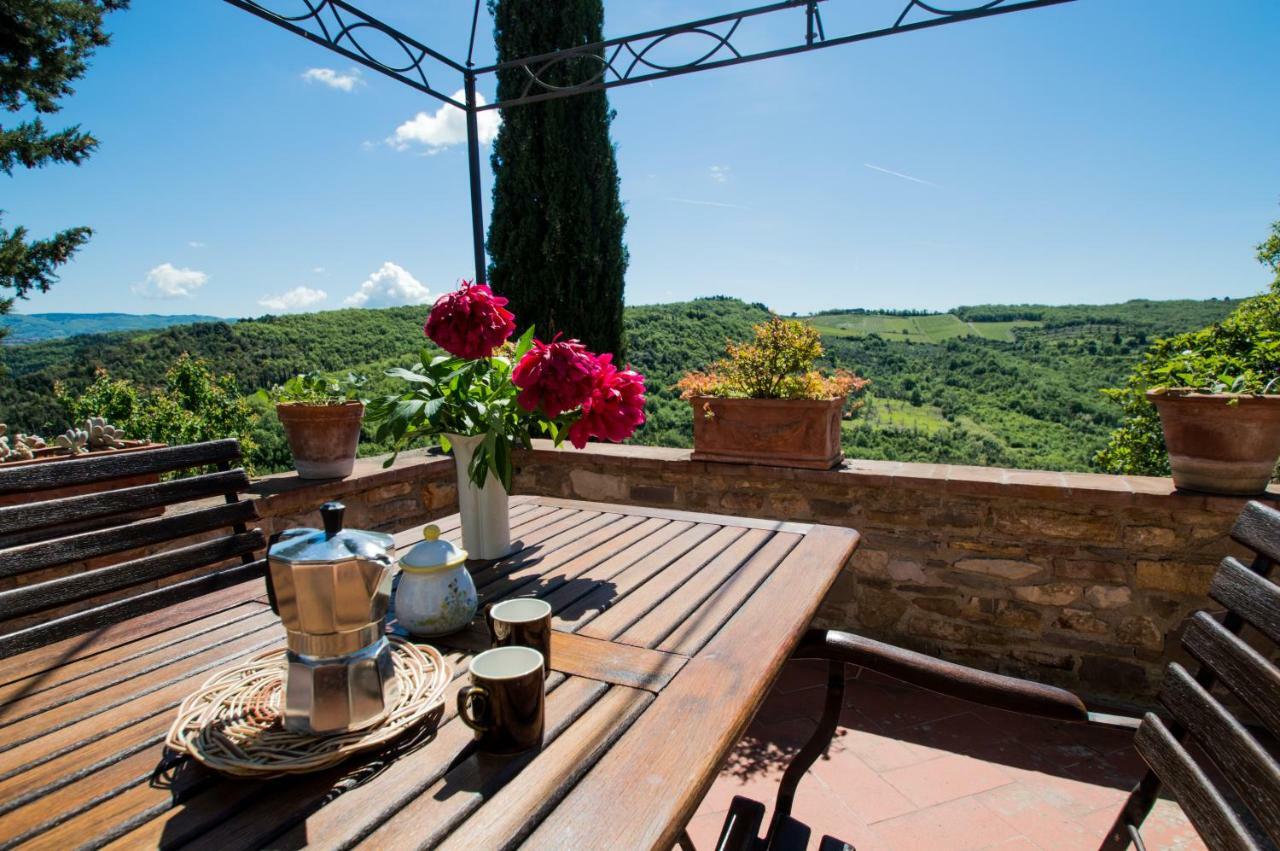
<box><xmin>485</xmin><ymin>597</ymin><xmax>552</xmax><ymax>673</ymax></box>
<box><xmin>456</xmin><ymin>646</ymin><xmax>545</xmax><ymax>754</ymax></box>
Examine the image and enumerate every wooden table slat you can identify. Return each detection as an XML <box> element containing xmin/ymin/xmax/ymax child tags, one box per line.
<box><xmin>0</xmin><ymin>608</ymin><xmax>280</xmax><ymax>726</ymax></box>
<box><xmin>522</xmin><ymin>525</ymin><xmax>858</xmax><ymax>851</ymax></box>
<box><xmin>0</xmin><ymin>496</ymin><xmax>859</xmax><ymax>851</ymax></box>
<box><xmin>576</xmin><ymin>526</ymin><xmax>761</xmax><ymax>641</ymax></box>
<box><xmin>435</xmin><ymin>684</ymin><xmax>654</xmax><ymax>851</ymax></box>
<box><xmin>0</xmin><ymin>582</ymin><xmax>268</xmax><ymax>686</ymax></box>
<box><xmin>552</xmin><ymin>525</ymin><xmax>743</xmax><ymax>634</ymax></box>
<box><xmin>619</xmin><ymin>531</ymin><xmax>801</xmax><ymax>652</ymax></box>
<box><xmin>321</xmin><ymin>676</ymin><xmax>611</xmax><ymax>851</ymax></box>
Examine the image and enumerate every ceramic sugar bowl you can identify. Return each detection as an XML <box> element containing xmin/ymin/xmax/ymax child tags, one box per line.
<box><xmin>394</xmin><ymin>525</ymin><xmax>478</xmax><ymax>637</ymax></box>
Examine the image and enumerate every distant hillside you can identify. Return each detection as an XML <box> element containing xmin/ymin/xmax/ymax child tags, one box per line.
<box><xmin>0</xmin><ymin>294</ymin><xmax>1249</xmax><ymax>475</ymax></box>
<box><xmin>806</xmin><ymin>299</ymin><xmax>1244</xmax><ymax>344</ymax></box>
<box><xmin>0</xmin><ymin>312</ymin><xmax>226</xmax><ymax>344</ymax></box>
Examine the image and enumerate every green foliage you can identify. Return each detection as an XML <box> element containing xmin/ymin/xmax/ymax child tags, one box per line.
<box><xmin>677</xmin><ymin>317</ymin><xmax>868</xmax><ymax>402</ymax></box>
<box><xmin>56</xmin><ymin>353</ymin><xmax>259</xmax><ymax>473</ymax></box>
<box><xmin>486</xmin><ymin>0</ymin><xmax>628</xmax><ymax>357</ymax></box>
<box><xmin>0</xmin><ymin>0</ymin><xmax>129</xmax><ymax>343</ymax></box>
<box><xmin>255</xmin><ymin>372</ymin><xmax>367</xmax><ymax>406</ymax></box>
<box><xmin>0</xmin><ymin>294</ymin><xmax>1247</xmax><ymax>476</ymax></box>
<box><xmin>366</xmin><ymin>328</ymin><xmax>545</xmax><ymax>491</ymax></box>
<box><xmin>1097</xmin><ymin>218</ymin><xmax>1280</xmax><ymax>476</ymax></box>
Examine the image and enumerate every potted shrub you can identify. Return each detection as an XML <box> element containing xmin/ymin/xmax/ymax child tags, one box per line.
<box><xmin>1099</xmin><ymin>276</ymin><xmax>1280</xmax><ymax>494</ymax></box>
<box><xmin>677</xmin><ymin>317</ymin><xmax>868</xmax><ymax>469</ymax></box>
<box><xmin>258</xmin><ymin>374</ymin><xmax>367</xmax><ymax>479</ymax></box>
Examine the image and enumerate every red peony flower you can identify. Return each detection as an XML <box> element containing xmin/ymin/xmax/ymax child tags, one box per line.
<box><xmin>512</xmin><ymin>337</ymin><xmax>597</xmax><ymax>418</ymax></box>
<box><xmin>424</xmin><ymin>280</ymin><xmax>516</xmax><ymax>360</ymax></box>
<box><xmin>568</xmin><ymin>354</ymin><xmax>646</xmax><ymax>449</ymax></box>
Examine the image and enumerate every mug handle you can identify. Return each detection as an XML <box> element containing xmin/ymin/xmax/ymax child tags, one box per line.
<box><xmin>457</xmin><ymin>685</ymin><xmax>492</xmax><ymax>732</ymax></box>
<box><xmin>483</xmin><ymin>603</ymin><xmax>498</xmax><ymax>644</ymax></box>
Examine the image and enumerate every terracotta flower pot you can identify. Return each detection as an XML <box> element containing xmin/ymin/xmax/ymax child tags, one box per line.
<box><xmin>1147</xmin><ymin>391</ymin><xmax>1280</xmax><ymax>495</ymax></box>
<box><xmin>276</xmin><ymin>402</ymin><xmax>365</xmax><ymax>479</ymax></box>
<box><xmin>688</xmin><ymin>396</ymin><xmax>845</xmax><ymax>470</ymax></box>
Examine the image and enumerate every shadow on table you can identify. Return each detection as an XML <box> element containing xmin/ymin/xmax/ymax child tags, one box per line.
<box><xmin>152</xmin><ymin>705</ymin><xmax>447</xmax><ymax>849</ymax></box>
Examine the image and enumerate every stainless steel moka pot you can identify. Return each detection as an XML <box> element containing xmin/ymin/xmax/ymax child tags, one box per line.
<box><xmin>266</xmin><ymin>501</ymin><xmax>398</xmax><ymax>735</ymax></box>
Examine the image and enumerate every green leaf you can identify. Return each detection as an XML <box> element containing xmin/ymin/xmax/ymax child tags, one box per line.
<box><xmin>514</xmin><ymin>324</ymin><xmax>536</xmax><ymax>359</ymax></box>
<box><xmin>386</xmin><ymin>367</ymin><xmax>434</xmax><ymax>384</ymax></box>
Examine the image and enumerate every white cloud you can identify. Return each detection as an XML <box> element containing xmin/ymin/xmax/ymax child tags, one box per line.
<box><xmin>344</xmin><ymin>262</ymin><xmax>432</xmax><ymax>308</ymax></box>
<box><xmin>259</xmin><ymin>286</ymin><xmax>328</xmax><ymax>312</ymax></box>
<box><xmin>131</xmin><ymin>263</ymin><xmax>208</xmax><ymax>298</ymax></box>
<box><xmin>709</xmin><ymin>165</ymin><xmax>730</xmax><ymax>183</ymax></box>
<box><xmin>188</xmin><ymin>240</ymin><xmax>205</xmax><ymax>248</ymax></box>
<box><xmin>388</xmin><ymin>90</ymin><xmax>500</xmax><ymax>154</ymax></box>
<box><xmin>313</xmin><ymin>267</ymin><xmax>326</xmax><ymax>274</ymax></box>
<box><xmin>302</xmin><ymin>67</ymin><xmax>363</xmax><ymax>92</ymax></box>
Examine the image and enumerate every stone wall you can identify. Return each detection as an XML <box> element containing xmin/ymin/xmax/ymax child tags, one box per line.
<box><xmin>248</xmin><ymin>449</ymin><xmax>458</xmax><ymax>536</ymax></box>
<box><xmin>13</xmin><ymin>435</ymin><xmax>1273</xmax><ymax>707</ymax></box>
<box><xmin>512</xmin><ymin>441</ymin><xmax>1279</xmax><ymax>706</ymax></box>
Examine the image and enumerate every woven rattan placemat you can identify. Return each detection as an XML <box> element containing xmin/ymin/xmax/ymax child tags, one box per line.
<box><xmin>166</xmin><ymin>637</ymin><xmax>451</xmax><ymax>777</ymax></box>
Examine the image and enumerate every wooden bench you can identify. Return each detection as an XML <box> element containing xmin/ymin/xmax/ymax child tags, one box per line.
<box><xmin>0</xmin><ymin>439</ymin><xmax>266</xmax><ymax>659</ymax></box>
<box><xmin>717</xmin><ymin>500</ymin><xmax>1280</xmax><ymax>851</ymax></box>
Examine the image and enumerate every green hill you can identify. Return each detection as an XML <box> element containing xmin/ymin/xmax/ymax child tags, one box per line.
<box><xmin>0</xmin><ymin>296</ymin><xmax>1244</xmax><ymax>475</ymax></box>
<box><xmin>0</xmin><ymin>312</ymin><xmax>225</xmax><ymax>344</ymax></box>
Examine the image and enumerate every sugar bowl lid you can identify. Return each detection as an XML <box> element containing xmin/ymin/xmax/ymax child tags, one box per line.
<box><xmin>268</xmin><ymin>501</ymin><xmax>394</xmax><ymax>563</ymax></box>
<box><xmin>400</xmin><ymin>524</ymin><xmax>467</xmax><ymax>573</ymax></box>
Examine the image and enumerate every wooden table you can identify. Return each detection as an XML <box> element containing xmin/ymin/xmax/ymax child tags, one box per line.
<box><xmin>0</xmin><ymin>496</ymin><xmax>858</xmax><ymax>850</ymax></box>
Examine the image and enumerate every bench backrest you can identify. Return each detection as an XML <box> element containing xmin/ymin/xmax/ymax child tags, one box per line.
<box><xmin>0</xmin><ymin>439</ymin><xmax>266</xmax><ymax>658</ymax></box>
<box><xmin>1115</xmin><ymin>500</ymin><xmax>1280</xmax><ymax>851</ymax></box>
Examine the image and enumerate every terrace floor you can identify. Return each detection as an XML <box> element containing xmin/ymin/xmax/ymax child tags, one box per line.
<box><xmin>687</xmin><ymin>660</ymin><xmax>1205</xmax><ymax>851</ymax></box>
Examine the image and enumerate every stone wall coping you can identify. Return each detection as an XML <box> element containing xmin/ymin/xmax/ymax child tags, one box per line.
<box><xmin>248</xmin><ymin>448</ymin><xmax>454</xmax><ymax>514</ymax></box>
<box><xmin>521</xmin><ymin>440</ymin><xmax>1280</xmax><ymax>513</ymax></box>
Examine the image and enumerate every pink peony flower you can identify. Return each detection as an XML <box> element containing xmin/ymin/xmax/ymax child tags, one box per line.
<box><xmin>424</xmin><ymin>280</ymin><xmax>516</xmax><ymax>360</ymax></box>
<box><xmin>568</xmin><ymin>354</ymin><xmax>647</xmax><ymax>449</ymax></box>
<box><xmin>512</xmin><ymin>337</ymin><xmax>597</xmax><ymax>418</ymax></box>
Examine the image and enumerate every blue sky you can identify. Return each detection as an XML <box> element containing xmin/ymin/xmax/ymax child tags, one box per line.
<box><xmin>6</xmin><ymin>0</ymin><xmax>1279</xmax><ymax>318</ymax></box>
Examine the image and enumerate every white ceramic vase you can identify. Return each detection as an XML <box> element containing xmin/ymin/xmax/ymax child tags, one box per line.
<box><xmin>445</xmin><ymin>432</ymin><xmax>513</xmax><ymax>560</ymax></box>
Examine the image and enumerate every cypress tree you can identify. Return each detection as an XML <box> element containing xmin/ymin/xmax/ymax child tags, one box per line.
<box><xmin>486</xmin><ymin>0</ymin><xmax>628</xmax><ymax>357</ymax></box>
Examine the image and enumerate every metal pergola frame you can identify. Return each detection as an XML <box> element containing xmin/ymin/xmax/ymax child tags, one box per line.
<box><xmin>222</xmin><ymin>0</ymin><xmax>1075</xmax><ymax>285</ymax></box>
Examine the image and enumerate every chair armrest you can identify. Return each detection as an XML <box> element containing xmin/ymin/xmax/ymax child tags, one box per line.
<box><xmin>794</xmin><ymin>628</ymin><xmax>1090</xmax><ymax>723</ymax></box>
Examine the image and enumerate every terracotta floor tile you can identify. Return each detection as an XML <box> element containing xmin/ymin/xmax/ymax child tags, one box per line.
<box><xmin>809</xmin><ymin>741</ymin><xmax>920</xmax><ymax>824</ymax></box>
<box><xmin>844</xmin><ymin>678</ymin><xmax>972</xmax><ymax>732</ymax></box>
<box><xmin>693</xmin><ymin>668</ymin><xmax>1206</xmax><ymax>851</ymax></box>
<box><xmin>880</xmin><ymin>753</ymin><xmax>1014</xmax><ymax>809</ymax></box>
<box><xmin>757</xmin><ymin>683</ymin><xmax>828</xmax><ymax>724</ymax></box>
<box><xmin>871</xmin><ymin>797</ymin><xmax>1021</xmax><ymax>851</ymax></box>
<box><xmin>977</xmin><ymin>782</ymin><xmax>1111</xmax><ymax>851</ymax></box>
<box><xmin>891</xmin><ymin>712</ymin><xmax>1052</xmax><ymax>774</ymax></box>
<box><xmin>829</xmin><ymin>713</ymin><xmax>943</xmax><ymax>774</ymax></box>
<box><xmin>773</xmin><ymin>659</ymin><xmax>836</xmax><ymax>694</ymax></box>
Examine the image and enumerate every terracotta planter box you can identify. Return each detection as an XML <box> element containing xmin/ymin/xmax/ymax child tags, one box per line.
<box><xmin>277</xmin><ymin>401</ymin><xmax>365</xmax><ymax>480</ymax></box>
<box><xmin>0</xmin><ymin>442</ymin><xmax>166</xmax><ymax>505</ymax></box>
<box><xmin>1148</xmin><ymin>391</ymin><xmax>1280</xmax><ymax>495</ymax></box>
<box><xmin>688</xmin><ymin>396</ymin><xmax>845</xmax><ymax>470</ymax></box>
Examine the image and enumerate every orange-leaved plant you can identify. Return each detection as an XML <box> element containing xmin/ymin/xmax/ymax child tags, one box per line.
<box><xmin>676</xmin><ymin>317</ymin><xmax>869</xmax><ymax>406</ymax></box>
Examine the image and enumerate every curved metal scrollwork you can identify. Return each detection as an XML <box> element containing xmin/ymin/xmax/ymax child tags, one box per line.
<box><xmin>223</xmin><ymin>0</ymin><xmax>466</xmax><ymax>107</ymax></box>
<box><xmin>475</xmin><ymin>0</ymin><xmax>1073</xmax><ymax>110</ymax></box>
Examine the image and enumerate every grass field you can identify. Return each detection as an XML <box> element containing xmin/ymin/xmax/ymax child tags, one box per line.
<box><xmin>807</xmin><ymin>312</ymin><xmax>1041</xmax><ymax>343</ymax></box>
<box><xmin>858</xmin><ymin>398</ymin><xmax>950</xmax><ymax>433</ymax></box>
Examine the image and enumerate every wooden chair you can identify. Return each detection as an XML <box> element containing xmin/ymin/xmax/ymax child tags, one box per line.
<box><xmin>707</xmin><ymin>499</ymin><xmax>1280</xmax><ymax>851</ymax></box>
<box><xmin>0</xmin><ymin>439</ymin><xmax>266</xmax><ymax>658</ymax></box>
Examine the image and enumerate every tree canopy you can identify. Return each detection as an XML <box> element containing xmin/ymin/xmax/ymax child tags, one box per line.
<box><xmin>0</xmin><ymin>0</ymin><xmax>128</xmax><ymax>343</ymax></box>
<box><xmin>485</xmin><ymin>0</ymin><xmax>629</xmax><ymax>357</ymax></box>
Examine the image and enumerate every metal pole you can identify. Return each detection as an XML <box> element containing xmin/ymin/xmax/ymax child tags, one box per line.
<box><xmin>463</xmin><ymin>73</ymin><xmax>487</xmax><ymax>286</ymax></box>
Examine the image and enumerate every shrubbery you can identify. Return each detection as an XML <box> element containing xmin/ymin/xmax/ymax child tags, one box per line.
<box><xmin>1096</xmin><ymin>218</ymin><xmax>1280</xmax><ymax>475</ymax></box>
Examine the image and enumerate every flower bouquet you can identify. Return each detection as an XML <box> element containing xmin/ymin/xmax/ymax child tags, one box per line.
<box><xmin>367</xmin><ymin>281</ymin><xmax>645</xmax><ymax>558</ymax></box>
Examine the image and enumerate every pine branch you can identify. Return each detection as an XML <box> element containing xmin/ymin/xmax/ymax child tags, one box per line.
<box><xmin>0</xmin><ymin>119</ymin><xmax>97</xmax><ymax>174</ymax></box>
<box><xmin>0</xmin><ymin>215</ymin><xmax>92</xmax><ymax>300</ymax></box>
